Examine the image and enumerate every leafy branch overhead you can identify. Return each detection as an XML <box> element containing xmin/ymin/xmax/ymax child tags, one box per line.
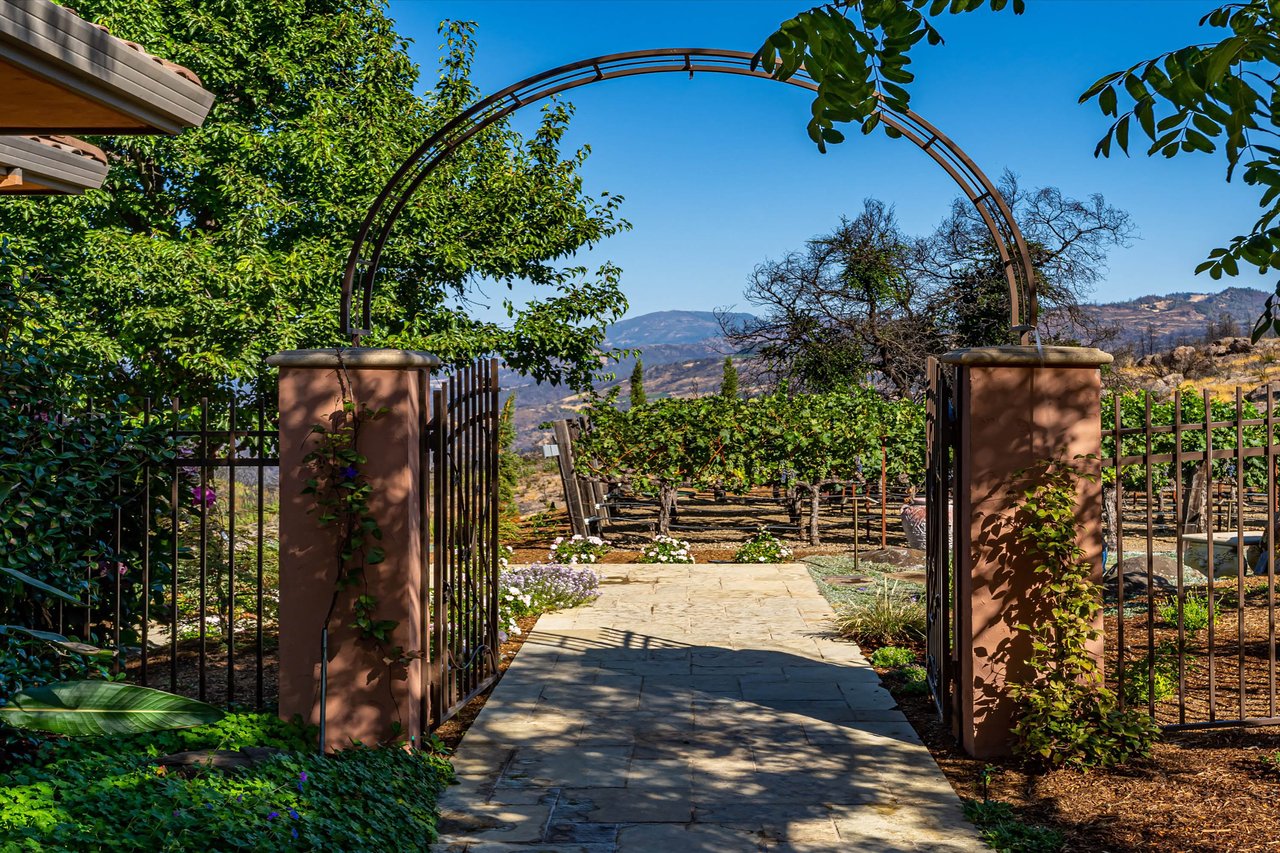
<box><xmin>1075</xmin><ymin>3</ymin><xmax>1280</xmax><ymax>340</ymax></box>
<box><xmin>754</xmin><ymin>0</ymin><xmax>1024</xmax><ymax>151</ymax></box>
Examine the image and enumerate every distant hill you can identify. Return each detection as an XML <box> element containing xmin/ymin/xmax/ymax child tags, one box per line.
<box><xmin>1085</xmin><ymin>287</ymin><xmax>1269</xmax><ymax>350</ymax></box>
<box><xmin>604</xmin><ymin>310</ymin><xmax>755</xmax><ymax>348</ymax></box>
<box><xmin>502</xmin><ymin>309</ymin><xmax>758</xmax><ymax>449</ymax></box>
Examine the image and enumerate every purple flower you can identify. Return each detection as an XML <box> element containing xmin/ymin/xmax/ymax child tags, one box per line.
<box><xmin>298</xmin><ymin>771</ymin><xmax>307</xmax><ymax>791</ymax></box>
<box><xmin>340</xmin><ymin>466</ymin><xmax>359</xmax><ymax>480</ymax></box>
<box><xmin>191</xmin><ymin>486</ymin><xmax>216</xmax><ymax>507</ymax></box>
<box><xmin>292</xmin><ymin>828</ymin><xmax>299</xmax><ymax>839</ymax></box>
<box><xmin>288</xmin><ymin>808</ymin><xmax>299</xmax><ymax>820</ymax></box>
<box><xmin>267</xmin><ymin>811</ymin><xmax>279</xmax><ymax>821</ymax></box>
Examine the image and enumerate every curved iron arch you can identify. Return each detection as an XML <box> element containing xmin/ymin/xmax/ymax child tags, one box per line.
<box><xmin>342</xmin><ymin>47</ymin><xmax>1037</xmax><ymax>344</ymax></box>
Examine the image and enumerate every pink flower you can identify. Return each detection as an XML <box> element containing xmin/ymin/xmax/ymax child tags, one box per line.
<box><xmin>191</xmin><ymin>486</ymin><xmax>216</xmax><ymax>507</ymax></box>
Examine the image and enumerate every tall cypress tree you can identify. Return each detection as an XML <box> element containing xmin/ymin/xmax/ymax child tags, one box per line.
<box><xmin>720</xmin><ymin>356</ymin><xmax>739</xmax><ymax>398</ymax></box>
<box><xmin>630</xmin><ymin>359</ymin><xmax>646</xmax><ymax>408</ymax></box>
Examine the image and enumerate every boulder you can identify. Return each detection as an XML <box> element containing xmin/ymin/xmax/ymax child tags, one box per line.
<box><xmin>1103</xmin><ymin>554</ymin><xmax>1206</xmax><ymax>598</ymax></box>
<box><xmin>1246</xmin><ymin>380</ymin><xmax>1280</xmax><ymax>404</ymax></box>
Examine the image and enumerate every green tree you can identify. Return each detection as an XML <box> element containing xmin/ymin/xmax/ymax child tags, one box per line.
<box><xmin>497</xmin><ymin>394</ymin><xmax>525</xmax><ymax>544</ymax></box>
<box><xmin>720</xmin><ymin>356</ymin><xmax>740</xmax><ymax>398</ymax></box>
<box><xmin>0</xmin><ymin>2</ymin><xmax>628</xmax><ymax>401</ymax></box>
<box><xmin>629</xmin><ymin>359</ymin><xmax>647</xmax><ymax>408</ymax></box>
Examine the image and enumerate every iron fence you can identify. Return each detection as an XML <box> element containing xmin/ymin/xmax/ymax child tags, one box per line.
<box><xmin>1102</xmin><ymin>387</ymin><xmax>1280</xmax><ymax>729</ymax></box>
<box><xmin>38</xmin><ymin>394</ymin><xmax>281</xmax><ymax>710</ymax></box>
<box><xmin>428</xmin><ymin>358</ymin><xmax>501</xmax><ymax>728</ymax></box>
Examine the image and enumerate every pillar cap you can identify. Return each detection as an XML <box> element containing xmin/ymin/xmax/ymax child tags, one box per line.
<box><xmin>939</xmin><ymin>345</ymin><xmax>1113</xmax><ymax>367</ymax></box>
<box><xmin>265</xmin><ymin>348</ymin><xmax>442</xmax><ymax>370</ymax></box>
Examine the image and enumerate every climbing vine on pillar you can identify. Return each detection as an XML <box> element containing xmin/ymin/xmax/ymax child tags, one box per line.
<box><xmin>1008</xmin><ymin>456</ymin><xmax>1158</xmax><ymax>768</ymax></box>
<box><xmin>302</xmin><ymin>398</ymin><xmax>415</xmax><ymax>667</ymax></box>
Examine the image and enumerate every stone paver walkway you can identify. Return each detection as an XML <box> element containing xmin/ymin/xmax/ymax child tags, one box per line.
<box><xmin>435</xmin><ymin>563</ymin><xmax>984</xmax><ymax>852</ymax></box>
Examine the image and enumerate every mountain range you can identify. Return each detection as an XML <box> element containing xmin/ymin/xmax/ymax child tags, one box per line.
<box><xmin>502</xmin><ymin>289</ymin><xmax>1275</xmax><ymax>449</ymax></box>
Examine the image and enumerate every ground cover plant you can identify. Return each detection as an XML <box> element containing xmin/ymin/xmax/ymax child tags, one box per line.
<box><xmin>0</xmin><ymin>712</ymin><xmax>452</xmax><ymax>852</ymax></box>
<box><xmin>500</xmin><ymin>562</ymin><xmax>600</xmax><ymax>620</ymax></box>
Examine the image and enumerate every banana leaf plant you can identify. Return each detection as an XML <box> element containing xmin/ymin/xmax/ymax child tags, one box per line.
<box><xmin>0</xmin><ymin>566</ymin><xmax>223</xmax><ymax>736</ymax></box>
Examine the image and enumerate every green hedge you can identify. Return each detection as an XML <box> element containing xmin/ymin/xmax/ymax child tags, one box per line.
<box><xmin>0</xmin><ymin>714</ymin><xmax>453</xmax><ymax>852</ymax></box>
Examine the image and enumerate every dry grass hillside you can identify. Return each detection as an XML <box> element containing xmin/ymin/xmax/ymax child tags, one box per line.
<box><xmin>1107</xmin><ymin>334</ymin><xmax>1280</xmax><ymax>401</ymax></box>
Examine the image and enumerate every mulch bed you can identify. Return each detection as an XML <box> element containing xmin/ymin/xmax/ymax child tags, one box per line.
<box><xmin>871</xmin><ymin>636</ymin><xmax>1280</xmax><ymax>853</ymax></box>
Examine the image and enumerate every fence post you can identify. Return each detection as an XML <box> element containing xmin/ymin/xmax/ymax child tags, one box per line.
<box><xmin>267</xmin><ymin>348</ymin><xmax>439</xmax><ymax>752</ymax></box>
<box><xmin>552</xmin><ymin>419</ymin><xmax>587</xmax><ymax>537</ymax></box>
<box><xmin>943</xmin><ymin>345</ymin><xmax>1111</xmax><ymax>758</ymax></box>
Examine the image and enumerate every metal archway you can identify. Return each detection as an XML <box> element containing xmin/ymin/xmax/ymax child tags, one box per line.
<box><xmin>342</xmin><ymin>48</ymin><xmax>1037</xmax><ymax>343</ymax></box>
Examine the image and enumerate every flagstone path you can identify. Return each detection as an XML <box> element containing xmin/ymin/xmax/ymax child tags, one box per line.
<box><xmin>434</xmin><ymin>562</ymin><xmax>985</xmax><ymax>852</ymax></box>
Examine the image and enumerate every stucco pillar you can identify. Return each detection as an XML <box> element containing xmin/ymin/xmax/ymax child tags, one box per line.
<box><xmin>942</xmin><ymin>345</ymin><xmax>1112</xmax><ymax>758</ymax></box>
<box><xmin>266</xmin><ymin>348</ymin><xmax>440</xmax><ymax>752</ymax></box>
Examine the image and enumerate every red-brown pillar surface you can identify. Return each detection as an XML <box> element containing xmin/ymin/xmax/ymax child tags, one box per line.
<box><xmin>266</xmin><ymin>348</ymin><xmax>439</xmax><ymax>752</ymax></box>
<box><xmin>943</xmin><ymin>345</ymin><xmax>1112</xmax><ymax>758</ymax></box>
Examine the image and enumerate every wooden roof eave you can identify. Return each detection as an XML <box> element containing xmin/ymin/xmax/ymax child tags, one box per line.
<box><xmin>0</xmin><ymin>1</ymin><xmax>214</xmax><ymax>135</ymax></box>
<box><xmin>0</xmin><ymin>135</ymin><xmax>108</xmax><ymax>195</ymax></box>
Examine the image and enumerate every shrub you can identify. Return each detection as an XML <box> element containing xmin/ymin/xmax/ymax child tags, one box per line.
<box><xmin>639</xmin><ymin>535</ymin><xmax>695</xmax><ymax>564</ymax></box>
<box><xmin>833</xmin><ymin>582</ymin><xmax>926</xmax><ymax>645</ymax></box>
<box><xmin>1009</xmin><ymin>458</ymin><xmax>1158</xmax><ymax>769</ymax></box>
<box><xmin>869</xmin><ymin>646</ymin><xmax>916</xmax><ymax>668</ymax></box>
<box><xmin>893</xmin><ymin>664</ymin><xmax>930</xmax><ymax>696</ymax></box>
<box><xmin>1158</xmin><ymin>592</ymin><xmax>1215</xmax><ymax>632</ymax></box>
<box><xmin>0</xmin><ymin>714</ymin><xmax>452</xmax><ymax>852</ymax></box>
<box><xmin>548</xmin><ymin>534</ymin><xmax>609</xmax><ymax>565</ymax></box>
<box><xmin>1118</xmin><ymin>642</ymin><xmax>1181</xmax><ymax>706</ymax></box>
<box><xmin>733</xmin><ymin>529</ymin><xmax>793</xmax><ymax>563</ymax></box>
<box><xmin>500</xmin><ymin>562</ymin><xmax>600</xmax><ymax>618</ymax></box>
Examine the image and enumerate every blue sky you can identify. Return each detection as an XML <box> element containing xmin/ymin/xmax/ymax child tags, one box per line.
<box><xmin>389</xmin><ymin>1</ymin><xmax>1263</xmax><ymax>320</ymax></box>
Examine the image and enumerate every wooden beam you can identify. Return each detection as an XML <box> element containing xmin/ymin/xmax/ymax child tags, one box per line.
<box><xmin>0</xmin><ymin>167</ymin><xmax>22</xmax><ymax>188</ymax></box>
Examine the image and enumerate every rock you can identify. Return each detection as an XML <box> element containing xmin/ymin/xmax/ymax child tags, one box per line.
<box><xmin>859</xmin><ymin>546</ymin><xmax>925</xmax><ymax>569</ymax></box>
<box><xmin>1103</xmin><ymin>554</ymin><xmax>1206</xmax><ymax>598</ymax></box>
<box><xmin>1227</xmin><ymin>337</ymin><xmax>1254</xmax><ymax>354</ymax></box>
<box><xmin>1170</xmin><ymin>345</ymin><xmax>1198</xmax><ymax>370</ymax></box>
<box><xmin>1246</xmin><ymin>380</ymin><xmax>1280</xmax><ymax>404</ymax></box>
<box><xmin>1150</xmin><ymin>372</ymin><xmax>1184</xmax><ymax>399</ymax></box>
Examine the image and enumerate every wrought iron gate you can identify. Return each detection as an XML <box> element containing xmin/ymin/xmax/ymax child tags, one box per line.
<box><xmin>925</xmin><ymin>357</ymin><xmax>959</xmax><ymax>722</ymax></box>
<box><xmin>426</xmin><ymin>358</ymin><xmax>501</xmax><ymax>729</ymax></box>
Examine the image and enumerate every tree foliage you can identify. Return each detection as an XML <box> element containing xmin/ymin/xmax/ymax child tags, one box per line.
<box><xmin>761</xmin><ymin>2</ymin><xmax>1280</xmax><ymax>342</ymax></box>
<box><xmin>723</xmin><ymin>184</ymin><xmax>1131</xmax><ymax>397</ymax></box>
<box><xmin>1079</xmin><ymin>1</ymin><xmax>1280</xmax><ymax>340</ymax></box>
<box><xmin>720</xmin><ymin>357</ymin><xmax>740</xmax><ymax>398</ymax></box>
<box><xmin>754</xmin><ymin>1</ymin><xmax>1023</xmax><ymax>151</ymax></box>
<box><xmin>0</xmin><ymin>3</ymin><xmax>628</xmax><ymax>401</ymax></box>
